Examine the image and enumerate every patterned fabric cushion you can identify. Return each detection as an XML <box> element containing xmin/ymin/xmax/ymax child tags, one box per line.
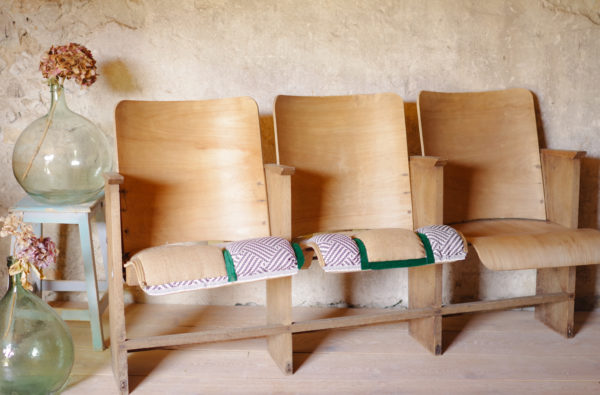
<box><xmin>226</xmin><ymin>236</ymin><xmax>299</xmax><ymax>282</ymax></box>
<box><xmin>143</xmin><ymin>276</ymin><xmax>230</xmax><ymax>296</ymax></box>
<box><xmin>303</xmin><ymin>233</ymin><xmax>362</xmax><ymax>272</ymax></box>
<box><xmin>298</xmin><ymin>226</ymin><xmax>467</xmax><ymax>273</ymax></box>
<box><xmin>416</xmin><ymin>225</ymin><xmax>467</xmax><ymax>263</ymax></box>
<box><xmin>129</xmin><ymin>236</ymin><xmax>298</xmax><ymax>296</ymax></box>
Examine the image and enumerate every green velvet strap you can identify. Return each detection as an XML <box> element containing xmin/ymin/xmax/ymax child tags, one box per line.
<box><xmin>354</xmin><ymin>238</ymin><xmax>371</xmax><ymax>270</ymax></box>
<box><xmin>292</xmin><ymin>243</ymin><xmax>305</xmax><ymax>269</ymax></box>
<box><xmin>417</xmin><ymin>232</ymin><xmax>435</xmax><ymax>264</ymax></box>
<box><xmin>223</xmin><ymin>249</ymin><xmax>237</xmax><ymax>282</ymax></box>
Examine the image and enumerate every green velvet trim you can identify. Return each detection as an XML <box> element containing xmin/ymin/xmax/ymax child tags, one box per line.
<box><xmin>292</xmin><ymin>243</ymin><xmax>305</xmax><ymax>269</ymax></box>
<box><xmin>353</xmin><ymin>235</ymin><xmax>434</xmax><ymax>271</ymax></box>
<box><xmin>417</xmin><ymin>232</ymin><xmax>435</xmax><ymax>264</ymax></box>
<box><xmin>223</xmin><ymin>249</ymin><xmax>237</xmax><ymax>282</ymax></box>
<box><xmin>354</xmin><ymin>238</ymin><xmax>370</xmax><ymax>270</ymax></box>
<box><xmin>368</xmin><ymin>257</ymin><xmax>429</xmax><ymax>270</ymax></box>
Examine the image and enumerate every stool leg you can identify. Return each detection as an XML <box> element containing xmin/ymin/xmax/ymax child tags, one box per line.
<box><xmin>79</xmin><ymin>214</ymin><xmax>105</xmax><ymax>350</ymax></box>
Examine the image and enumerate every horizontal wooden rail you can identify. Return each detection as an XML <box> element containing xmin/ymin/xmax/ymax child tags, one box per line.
<box><xmin>125</xmin><ymin>292</ymin><xmax>570</xmax><ymax>352</ymax></box>
<box><xmin>291</xmin><ymin>306</ymin><xmax>435</xmax><ymax>333</ymax></box>
<box><xmin>440</xmin><ymin>292</ymin><xmax>569</xmax><ymax>315</ymax></box>
<box><xmin>125</xmin><ymin>323</ymin><xmax>289</xmax><ymax>351</ymax></box>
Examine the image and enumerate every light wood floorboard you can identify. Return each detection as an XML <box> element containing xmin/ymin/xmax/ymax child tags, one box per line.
<box><xmin>59</xmin><ymin>304</ymin><xmax>600</xmax><ymax>394</ymax></box>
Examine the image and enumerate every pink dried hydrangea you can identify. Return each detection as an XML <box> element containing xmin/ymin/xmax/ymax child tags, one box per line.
<box><xmin>1</xmin><ymin>213</ymin><xmax>59</xmax><ymax>290</ymax></box>
<box><xmin>39</xmin><ymin>42</ymin><xmax>97</xmax><ymax>87</ymax></box>
<box><xmin>16</xmin><ymin>236</ymin><xmax>58</xmax><ymax>269</ymax></box>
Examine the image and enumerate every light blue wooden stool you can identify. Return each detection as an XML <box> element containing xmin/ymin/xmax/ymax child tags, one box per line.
<box><xmin>9</xmin><ymin>195</ymin><xmax>108</xmax><ymax>351</ymax></box>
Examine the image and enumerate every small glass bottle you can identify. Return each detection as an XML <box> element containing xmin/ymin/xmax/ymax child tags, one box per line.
<box><xmin>0</xmin><ymin>257</ymin><xmax>75</xmax><ymax>394</ymax></box>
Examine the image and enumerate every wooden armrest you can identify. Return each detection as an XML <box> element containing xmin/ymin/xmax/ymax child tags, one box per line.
<box><xmin>409</xmin><ymin>156</ymin><xmax>446</xmax><ymax>228</ymax></box>
<box><xmin>103</xmin><ymin>172</ymin><xmax>124</xmax><ymax>185</ymax></box>
<box><xmin>264</xmin><ymin>163</ymin><xmax>295</xmax><ymax>176</ymax></box>
<box><xmin>541</xmin><ymin>149</ymin><xmax>585</xmax><ymax>228</ymax></box>
<box><xmin>541</xmin><ymin>149</ymin><xmax>586</xmax><ymax>160</ymax></box>
<box><xmin>409</xmin><ymin>155</ymin><xmax>447</xmax><ymax>168</ymax></box>
<box><xmin>264</xmin><ymin>164</ymin><xmax>294</xmax><ymax>239</ymax></box>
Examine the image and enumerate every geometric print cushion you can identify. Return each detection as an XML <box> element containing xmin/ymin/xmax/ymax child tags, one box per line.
<box><xmin>225</xmin><ymin>236</ymin><xmax>299</xmax><ymax>282</ymax></box>
<box><xmin>302</xmin><ymin>233</ymin><xmax>362</xmax><ymax>272</ymax></box>
<box><xmin>298</xmin><ymin>227</ymin><xmax>467</xmax><ymax>273</ymax></box>
<box><xmin>142</xmin><ymin>275</ymin><xmax>230</xmax><ymax>296</ymax></box>
<box><xmin>130</xmin><ymin>236</ymin><xmax>298</xmax><ymax>296</ymax></box>
<box><xmin>416</xmin><ymin>225</ymin><xmax>467</xmax><ymax>263</ymax></box>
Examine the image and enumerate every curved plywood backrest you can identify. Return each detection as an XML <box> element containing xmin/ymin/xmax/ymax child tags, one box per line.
<box><xmin>115</xmin><ymin>98</ymin><xmax>269</xmax><ymax>257</ymax></box>
<box><xmin>274</xmin><ymin>93</ymin><xmax>413</xmax><ymax>237</ymax></box>
<box><xmin>418</xmin><ymin>89</ymin><xmax>546</xmax><ymax>224</ymax></box>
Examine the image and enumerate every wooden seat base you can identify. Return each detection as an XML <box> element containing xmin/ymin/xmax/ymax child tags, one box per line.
<box><xmin>453</xmin><ymin>219</ymin><xmax>600</xmax><ymax>270</ymax></box>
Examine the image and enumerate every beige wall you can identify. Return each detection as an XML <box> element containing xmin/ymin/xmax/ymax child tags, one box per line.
<box><xmin>1</xmin><ymin>0</ymin><xmax>599</xmax><ymax>308</ymax></box>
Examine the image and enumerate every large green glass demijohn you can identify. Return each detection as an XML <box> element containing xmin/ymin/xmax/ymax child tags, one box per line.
<box><xmin>0</xmin><ymin>257</ymin><xmax>75</xmax><ymax>394</ymax></box>
<box><xmin>12</xmin><ymin>80</ymin><xmax>112</xmax><ymax>205</ymax></box>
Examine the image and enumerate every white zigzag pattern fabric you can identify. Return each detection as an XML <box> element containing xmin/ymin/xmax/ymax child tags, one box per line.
<box><xmin>307</xmin><ymin>233</ymin><xmax>361</xmax><ymax>272</ymax></box>
<box><xmin>227</xmin><ymin>236</ymin><xmax>298</xmax><ymax>280</ymax></box>
<box><xmin>143</xmin><ymin>276</ymin><xmax>229</xmax><ymax>296</ymax></box>
<box><xmin>417</xmin><ymin>224</ymin><xmax>466</xmax><ymax>263</ymax></box>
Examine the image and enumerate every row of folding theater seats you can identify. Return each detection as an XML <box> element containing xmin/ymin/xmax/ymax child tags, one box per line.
<box><xmin>104</xmin><ymin>90</ymin><xmax>600</xmax><ymax>394</ymax></box>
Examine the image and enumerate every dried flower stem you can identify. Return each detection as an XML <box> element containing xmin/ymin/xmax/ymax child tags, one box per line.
<box><xmin>2</xmin><ymin>288</ymin><xmax>17</xmax><ymax>339</ymax></box>
<box><xmin>21</xmin><ymin>85</ymin><xmax>61</xmax><ymax>181</ymax></box>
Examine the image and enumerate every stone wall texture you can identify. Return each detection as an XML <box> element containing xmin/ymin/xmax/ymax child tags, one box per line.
<box><xmin>1</xmin><ymin>0</ymin><xmax>599</xmax><ymax>308</ymax></box>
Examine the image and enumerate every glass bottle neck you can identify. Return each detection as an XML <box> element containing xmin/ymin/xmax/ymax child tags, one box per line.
<box><xmin>49</xmin><ymin>81</ymin><xmax>68</xmax><ymax>111</ymax></box>
<box><xmin>6</xmin><ymin>257</ymin><xmax>21</xmax><ymax>289</ymax></box>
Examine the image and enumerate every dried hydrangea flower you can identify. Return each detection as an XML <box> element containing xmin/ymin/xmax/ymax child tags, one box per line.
<box><xmin>39</xmin><ymin>42</ymin><xmax>97</xmax><ymax>87</ymax></box>
<box><xmin>1</xmin><ymin>212</ymin><xmax>59</xmax><ymax>289</ymax></box>
<box><xmin>16</xmin><ymin>236</ymin><xmax>58</xmax><ymax>269</ymax></box>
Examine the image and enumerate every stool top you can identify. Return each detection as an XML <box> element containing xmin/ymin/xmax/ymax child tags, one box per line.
<box><xmin>9</xmin><ymin>194</ymin><xmax>104</xmax><ymax>214</ymax></box>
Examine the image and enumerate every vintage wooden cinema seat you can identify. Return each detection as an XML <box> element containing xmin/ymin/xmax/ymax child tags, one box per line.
<box><xmin>274</xmin><ymin>93</ymin><xmax>466</xmax><ymax>355</ymax></box>
<box><xmin>105</xmin><ymin>98</ymin><xmax>298</xmax><ymax>393</ymax></box>
<box><xmin>417</xmin><ymin>88</ymin><xmax>600</xmax><ymax>338</ymax></box>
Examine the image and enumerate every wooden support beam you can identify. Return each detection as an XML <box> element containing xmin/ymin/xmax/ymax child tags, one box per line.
<box><xmin>535</xmin><ymin>267</ymin><xmax>576</xmax><ymax>337</ymax></box>
<box><xmin>537</xmin><ymin>149</ymin><xmax>582</xmax><ymax>338</ymax></box>
<box><xmin>291</xmin><ymin>307</ymin><xmax>435</xmax><ymax>332</ymax></box>
<box><xmin>103</xmin><ymin>173</ymin><xmax>129</xmax><ymax>395</ymax></box>
<box><xmin>266</xmin><ymin>276</ymin><xmax>293</xmax><ymax>374</ymax></box>
<box><xmin>264</xmin><ymin>164</ymin><xmax>295</xmax><ymax>374</ymax></box>
<box><xmin>442</xmin><ymin>292</ymin><xmax>569</xmax><ymax>315</ymax></box>
<box><xmin>125</xmin><ymin>323</ymin><xmax>289</xmax><ymax>351</ymax></box>
<box><xmin>408</xmin><ymin>264</ymin><xmax>443</xmax><ymax>355</ymax></box>
<box><xmin>409</xmin><ymin>156</ymin><xmax>445</xmax><ymax>355</ymax></box>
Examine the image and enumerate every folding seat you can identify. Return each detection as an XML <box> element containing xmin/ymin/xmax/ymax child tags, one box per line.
<box><xmin>105</xmin><ymin>98</ymin><xmax>297</xmax><ymax>393</ymax></box>
<box><xmin>417</xmin><ymin>88</ymin><xmax>600</xmax><ymax>337</ymax></box>
<box><xmin>274</xmin><ymin>93</ymin><xmax>466</xmax><ymax>355</ymax></box>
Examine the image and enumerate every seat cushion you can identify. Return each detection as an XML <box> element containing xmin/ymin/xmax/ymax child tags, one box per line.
<box><xmin>453</xmin><ymin>219</ymin><xmax>600</xmax><ymax>270</ymax></box>
<box><xmin>297</xmin><ymin>225</ymin><xmax>466</xmax><ymax>273</ymax></box>
<box><xmin>126</xmin><ymin>236</ymin><xmax>299</xmax><ymax>295</ymax></box>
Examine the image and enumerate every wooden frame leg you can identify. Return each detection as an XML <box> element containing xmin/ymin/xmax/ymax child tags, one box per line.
<box><xmin>104</xmin><ymin>174</ymin><xmax>129</xmax><ymax>393</ymax></box>
<box><xmin>266</xmin><ymin>276</ymin><xmax>293</xmax><ymax>374</ymax></box>
<box><xmin>109</xmin><ymin>260</ymin><xmax>129</xmax><ymax>394</ymax></box>
<box><xmin>535</xmin><ymin>266</ymin><xmax>576</xmax><ymax>337</ymax></box>
<box><xmin>409</xmin><ymin>264</ymin><xmax>443</xmax><ymax>355</ymax></box>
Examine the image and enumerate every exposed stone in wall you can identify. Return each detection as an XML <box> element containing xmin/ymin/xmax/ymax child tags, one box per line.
<box><xmin>543</xmin><ymin>0</ymin><xmax>600</xmax><ymax>25</ymax></box>
<box><xmin>0</xmin><ymin>0</ymin><xmax>598</xmax><ymax>308</ymax></box>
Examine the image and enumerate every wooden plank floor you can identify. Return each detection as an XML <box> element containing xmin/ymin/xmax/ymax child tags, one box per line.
<box><xmin>60</xmin><ymin>304</ymin><xmax>600</xmax><ymax>394</ymax></box>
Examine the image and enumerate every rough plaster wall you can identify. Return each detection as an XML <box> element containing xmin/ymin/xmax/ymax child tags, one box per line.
<box><xmin>0</xmin><ymin>0</ymin><xmax>599</xmax><ymax>308</ymax></box>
